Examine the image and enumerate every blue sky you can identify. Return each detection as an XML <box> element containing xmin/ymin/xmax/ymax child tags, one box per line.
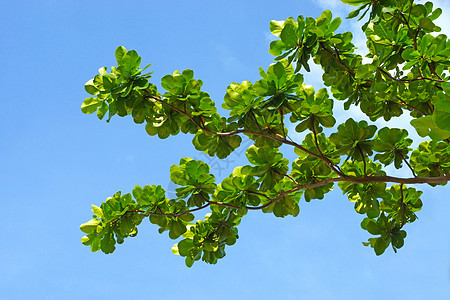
<box><xmin>1</xmin><ymin>0</ymin><xmax>450</xmax><ymax>299</ymax></box>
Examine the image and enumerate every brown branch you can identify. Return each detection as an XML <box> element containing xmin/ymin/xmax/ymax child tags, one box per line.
<box><xmin>379</xmin><ymin>67</ymin><xmax>446</xmax><ymax>83</ymax></box>
<box><xmin>207</xmin><ymin>200</ymin><xmax>242</xmax><ymax>210</ymax></box>
<box><xmin>424</xmin><ymin>101</ymin><xmax>434</xmax><ymax>114</ymax></box>
<box><xmin>357</xmin><ymin>144</ymin><xmax>367</xmax><ymax>176</ymax></box>
<box><xmin>147</xmin><ymin>203</ymin><xmax>211</xmax><ymax>217</ymax></box>
<box><xmin>110</xmin><ymin>203</ymin><xmax>211</xmax><ymax>225</ymax></box>
<box><xmin>206</xmin><ymin>219</ymin><xmax>228</xmax><ymax>239</ymax></box>
<box><xmin>191</xmin><ymin>174</ymin><xmax>450</xmax><ymax>212</ymax></box>
<box><xmin>143</xmin><ymin>92</ymin><xmax>450</xmax><ymax>186</ymax></box>
<box><xmin>390</xmin><ymin>97</ymin><xmax>427</xmax><ymax>116</ymax></box>
<box><xmin>278</xmin><ymin>107</ymin><xmax>287</xmax><ymax>139</ymax></box>
<box><xmin>249</xmin><ymin>110</ymin><xmax>263</xmax><ymax>133</ymax></box>
<box><xmin>246</xmin><ymin>190</ymin><xmax>272</xmax><ymax>200</ymax></box>
<box><xmin>207</xmin><ymin>178</ymin><xmax>339</xmax><ymax>211</ymax></box>
<box><xmin>389</xmin><ymin>12</ymin><xmax>417</xmax><ymax>50</ymax></box>
<box><xmin>340</xmin><ymin>174</ymin><xmax>450</xmax><ymax>184</ymax></box>
<box><xmin>407</xmin><ymin>0</ymin><xmax>413</xmax><ymax>24</ymax></box>
<box><xmin>413</xmin><ymin>28</ymin><xmax>420</xmax><ymax>52</ymax></box>
<box><xmin>399</xmin><ymin>151</ymin><xmax>417</xmax><ymax>178</ymax></box>
<box><xmin>399</xmin><ymin>12</ymin><xmax>415</xmax><ymax>41</ymax></box>
<box><xmin>400</xmin><ymin>183</ymin><xmax>406</xmax><ymax>228</ymax></box>
<box><xmin>273</xmin><ymin>169</ymin><xmax>300</xmax><ymax>186</ymax></box>
<box><xmin>147</xmin><ymin>95</ymin><xmax>349</xmax><ymax>182</ymax></box>
<box><xmin>319</xmin><ymin>43</ymin><xmax>355</xmax><ymax>76</ymax></box>
<box><xmin>144</xmin><ymin>92</ymin><xmax>328</xmax><ymax>163</ymax></box>
<box><xmin>112</xmin><ymin>173</ymin><xmax>450</xmax><ymax>226</ymax></box>
<box><xmin>310</xmin><ymin>116</ymin><xmax>342</xmax><ymax>176</ymax></box>
<box><xmin>247</xmin><ymin>177</ymin><xmax>340</xmax><ymax>210</ymax></box>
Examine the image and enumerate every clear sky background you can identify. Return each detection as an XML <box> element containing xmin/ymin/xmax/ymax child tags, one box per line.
<box><xmin>1</xmin><ymin>0</ymin><xmax>450</xmax><ymax>299</ymax></box>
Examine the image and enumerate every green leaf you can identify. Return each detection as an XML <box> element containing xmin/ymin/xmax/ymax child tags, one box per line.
<box><xmin>329</xmin><ymin>118</ymin><xmax>377</xmax><ymax>161</ymax></box>
<box><xmin>80</xmin><ymin>219</ymin><xmax>101</xmax><ymax>234</ymax></box>
<box><xmin>97</xmin><ymin>102</ymin><xmax>108</xmax><ymax>120</ymax></box>
<box><xmin>115</xmin><ymin>46</ymin><xmax>128</xmax><ymax>65</ymax></box>
<box><xmin>341</xmin><ymin>0</ymin><xmax>370</xmax><ymax>6</ymax></box>
<box><xmin>273</xmin><ymin>61</ymin><xmax>285</xmax><ymax>81</ymax></box>
<box><xmin>366</xmin><ymin>221</ymin><xmax>381</xmax><ymax>235</ymax></box>
<box><xmin>433</xmin><ymin>110</ymin><xmax>450</xmax><ymax>131</ymax></box>
<box><xmin>280</xmin><ymin>21</ymin><xmax>298</xmax><ymax>47</ymax></box>
<box><xmin>169</xmin><ymin>219</ymin><xmax>187</xmax><ymax>239</ymax></box>
<box><xmin>269</xmin><ymin>20</ymin><xmax>285</xmax><ymax>37</ymax></box>
<box><xmin>442</xmin><ymin>82</ymin><xmax>450</xmax><ymax>94</ymax></box>
<box><xmin>123</xmin><ymin>50</ymin><xmax>141</xmax><ymax>69</ymax></box>
<box><xmin>327</xmin><ymin>17</ymin><xmax>341</xmax><ymax>34</ymax></box>
<box><xmin>433</xmin><ymin>95</ymin><xmax>450</xmax><ymax>131</ymax></box>
<box><xmin>84</xmin><ymin>79</ymin><xmax>99</xmax><ymax>95</ymax></box>
<box><xmin>119</xmin><ymin>50</ymin><xmax>141</xmax><ymax>77</ymax></box>
<box><xmin>101</xmin><ymin>232</ymin><xmax>116</xmax><ymax>254</ymax></box>
<box><xmin>419</xmin><ymin>18</ymin><xmax>436</xmax><ymax>31</ymax></box>
<box><xmin>92</xmin><ymin>205</ymin><xmax>104</xmax><ymax>219</ymax></box>
<box><xmin>185</xmin><ymin>256</ymin><xmax>194</xmax><ymax>268</ymax></box>
<box><xmin>346</xmin><ymin>3</ymin><xmax>369</xmax><ymax>19</ymax></box>
<box><xmin>411</xmin><ymin>116</ymin><xmax>450</xmax><ymax>140</ymax></box>
<box><xmin>177</xmin><ymin>239</ymin><xmax>194</xmax><ymax>256</ymax></box>
<box><xmin>374</xmin><ymin>237</ymin><xmax>389</xmax><ymax>256</ymax></box>
<box><xmin>81</xmin><ymin>97</ymin><xmax>102</xmax><ymax>114</ymax></box>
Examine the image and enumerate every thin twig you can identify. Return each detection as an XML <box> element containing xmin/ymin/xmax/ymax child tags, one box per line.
<box><xmin>399</xmin><ymin>151</ymin><xmax>417</xmax><ymax>177</ymax></box>
<box><xmin>310</xmin><ymin>115</ymin><xmax>342</xmax><ymax>175</ymax></box>
<box><xmin>400</xmin><ymin>183</ymin><xmax>406</xmax><ymax>228</ymax></box>
<box><xmin>319</xmin><ymin>43</ymin><xmax>355</xmax><ymax>76</ymax></box>
<box><xmin>249</xmin><ymin>110</ymin><xmax>263</xmax><ymax>133</ymax></box>
<box><xmin>379</xmin><ymin>67</ymin><xmax>446</xmax><ymax>83</ymax></box>
<box><xmin>273</xmin><ymin>169</ymin><xmax>300</xmax><ymax>186</ymax></box>
<box><xmin>357</xmin><ymin>144</ymin><xmax>367</xmax><ymax>176</ymax></box>
<box><xmin>278</xmin><ymin>107</ymin><xmax>287</xmax><ymax>139</ymax></box>
<box><xmin>393</xmin><ymin>97</ymin><xmax>427</xmax><ymax>116</ymax></box>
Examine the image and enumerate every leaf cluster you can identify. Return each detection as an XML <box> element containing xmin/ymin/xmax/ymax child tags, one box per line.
<box><xmin>80</xmin><ymin>0</ymin><xmax>450</xmax><ymax>264</ymax></box>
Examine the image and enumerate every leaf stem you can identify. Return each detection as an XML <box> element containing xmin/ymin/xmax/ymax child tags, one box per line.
<box><xmin>357</xmin><ymin>144</ymin><xmax>367</xmax><ymax>176</ymax></box>
<box><xmin>400</xmin><ymin>152</ymin><xmax>417</xmax><ymax>177</ymax></box>
<box><xmin>278</xmin><ymin>107</ymin><xmax>287</xmax><ymax>139</ymax></box>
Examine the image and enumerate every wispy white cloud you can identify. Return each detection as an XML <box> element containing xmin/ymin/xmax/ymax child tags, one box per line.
<box><xmin>433</xmin><ymin>0</ymin><xmax>450</xmax><ymax>35</ymax></box>
<box><xmin>215</xmin><ymin>43</ymin><xmax>244</xmax><ymax>72</ymax></box>
<box><xmin>316</xmin><ymin>0</ymin><xmax>341</xmax><ymax>10</ymax></box>
<box><xmin>316</xmin><ymin>0</ymin><xmax>351</xmax><ymax>17</ymax></box>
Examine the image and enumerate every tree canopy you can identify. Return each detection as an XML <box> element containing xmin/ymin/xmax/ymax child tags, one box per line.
<box><xmin>80</xmin><ymin>0</ymin><xmax>450</xmax><ymax>267</ymax></box>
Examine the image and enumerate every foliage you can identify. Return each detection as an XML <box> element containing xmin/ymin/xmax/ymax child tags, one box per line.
<box><xmin>80</xmin><ymin>0</ymin><xmax>450</xmax><ymax>266</ymax></box>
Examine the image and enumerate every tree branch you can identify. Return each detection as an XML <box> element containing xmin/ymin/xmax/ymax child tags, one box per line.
<box><xmin>399</xmin><ymin>152</ymin><xmax>417</xmax><ymax>178</ymax></box>
<box><xmin>392</xmin><ymin>97</ymin><xmax>427</xmax><ymax>116</ymax></box>
<box><xmin>273</xmin><ymin>169</ymin><xmax>301</xmax><ymax>186</ymax></box>
<box><xmin>249</xmin><ymin>109</ymin><xmax>264</xmax><ymax>133</ymax></box>
<box><xmin>111</xmin><ymin>171</ymin><xmax>450</xmax><ymax>228</ymax></box>
<box><xmin>400</xmin><ymin>183</ymin><xmax>406</xmax><ymax>228</ymax></box>
<box><xmin>357</xmin><ymin>144</ymin><xmax>367</xmax><ymax>176</ymax></box>
<box><xmin>319</xmin><ymin>43</ymin><xmax>356</xmax><ymax>76</ymax></box>
<box><xmin>143</xmin><ymin>92</ymin><xmax>450</xmax><ymax>188</ymax></box>
<box><xmin>379</xmin><ymin>67</ymin><xmax>446</xmax><ymax>83</ymax></box>
<box><xmin>110</xmin><ymin>203</ymin><xmax>211</xmax><ymax>225</ymax></box>
<box><xmin>310</xmin><ymin>115</ymin><xmax>343</xmax><ymax>176</ymax></box>
<box><xmin>144</xmin><ymin>93</ymin><xmax>332</xmax><ymax>165</ymax></box>
<box><xmin>278</xmin><ymin>107</ymin><xmax>287</xmax><ymax>139</ymax></box>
